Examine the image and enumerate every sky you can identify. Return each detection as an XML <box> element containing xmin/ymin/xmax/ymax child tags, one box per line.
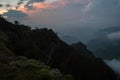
<box><xmin>0</xmin><ymin>0</ymin><xmax>120</xmax><ymax>43</ymax></box>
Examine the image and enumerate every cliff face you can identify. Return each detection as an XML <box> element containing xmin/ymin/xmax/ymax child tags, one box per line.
<box><xmin>0</xmin><ymin>17</ymin><xmax>117</xmax><ymax>80</ymax></box>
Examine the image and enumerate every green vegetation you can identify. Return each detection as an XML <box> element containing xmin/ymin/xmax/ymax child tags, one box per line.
<box><xmin>0</xmin><ymin>34</ymin><xmax>73</xmax><ymax>80</ymax></box>
<box><xmin>0</xmin><ymin>58</ymin><xmax>73</xmax><ymax>80</ymax></box>
<box><xmin>0</xmin><ymin>31</ymin><xmax>13</xmax><ymax>56</ymax></box>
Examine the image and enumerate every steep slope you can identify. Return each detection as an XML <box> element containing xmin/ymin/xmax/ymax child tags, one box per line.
<box><xmin>0</xmin><ymin>17</ymin><xmax>73</xmax><ymax>80</ymax></box>
<box><xmin>58</xmin><ymin>34</ymin><xmax>79</xmax><ymax>44</ymax></box>
<box><xmin>0</xmin><ymin>17</ymin><xmax>117</xmax><ymax>80</ymax></box>
<box><xmin>71</xmin><ymin>42</ymin><xmax>95</xmax><ymax>58</ymax></box>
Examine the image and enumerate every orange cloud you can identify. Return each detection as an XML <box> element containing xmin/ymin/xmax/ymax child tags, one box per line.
<box><xmin>0</xmin><ymin>9</ymin><xmax>7</xmax><ymax>14</ymax></box>
<box><xmin>17</xmin><ymin>6</ymin><xmax>28</xmax><ymax>13</ymax></box>
<box><xmin>16</xmin><ymin>1</ymin><xmax>67</xmax><ymax>14</ymax></box>
<box><xmin>31</xmin><ymin>1</ymin><xmax>67</xmax><ymax>10</ymax></box>
<box><xmin>16</xmin><ymin>0</ymin><xmax>92</xmax><ymax>15</ymax></box>
<box><xmin>32</xmin><ymin>3</ymin><xmax>56</xmax><ymax>9</ymax></box>
<box><xmin>17</xmin><ymin>5</ymin><xmax>36</xmax><ymax>15</ymax></box>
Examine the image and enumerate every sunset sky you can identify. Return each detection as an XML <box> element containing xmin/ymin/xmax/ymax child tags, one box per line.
<box><xmin>0</xmin><ymin>0</ymin><xmax>120</xmax><ymax>43</ymax></box>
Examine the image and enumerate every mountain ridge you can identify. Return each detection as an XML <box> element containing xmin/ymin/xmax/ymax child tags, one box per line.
<box><xmin>0</xmin><ymin>17</ymin><xmax>117</xmax><ymax>80</ymax></box>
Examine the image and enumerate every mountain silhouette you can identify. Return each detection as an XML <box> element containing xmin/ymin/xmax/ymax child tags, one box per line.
<box><xmin>0</xmin><ymin>17</ymin><xmax>117</xmax><ymax>80</ymax></box>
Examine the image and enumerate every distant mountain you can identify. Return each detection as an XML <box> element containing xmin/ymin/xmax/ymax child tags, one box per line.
<box><xmin>100</xmin><ymin>26</ymin><xmax>120</xmax><ymax>34</ymax></box>
<box><xmin>58</xmin><ymin>34</ymin><xmax>79</xmax><ymax>44</ymax></box>
<box><xmin>0</xmin><ymin>17</ymin><xmax>117</xmax><ymax>80</ymax></box>
<box><xmin>87</xmin><ymin>26</ymin><xmax>120</xmax><ymax>60</ymax></box>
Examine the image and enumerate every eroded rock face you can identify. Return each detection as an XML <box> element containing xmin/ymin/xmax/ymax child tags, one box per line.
<box><xmin>0</xmin><ymin>17</ymin><xmax>117</xmax><ymax>80</ymax></box>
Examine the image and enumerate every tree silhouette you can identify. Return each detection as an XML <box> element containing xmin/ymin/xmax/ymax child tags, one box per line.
<box><xmin>14</xmin><ymin>20</ymin><xmax>19</xmax><ymax>25</ymax></box>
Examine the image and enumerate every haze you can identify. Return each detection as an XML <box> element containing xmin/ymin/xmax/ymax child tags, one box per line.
<box><xmin>0</xmin><ymin>0</ymin><xmax>120</xmax><ymax>43</ymax></box>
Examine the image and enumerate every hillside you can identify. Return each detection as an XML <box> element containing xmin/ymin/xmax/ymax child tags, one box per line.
<box><xmin>0</xmin><ymin>17</ymin><xmax>117</xmax><ymax>80</ymax></box>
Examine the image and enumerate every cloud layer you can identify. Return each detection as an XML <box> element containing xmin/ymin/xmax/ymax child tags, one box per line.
<box><xmin>104</xmin><ymin>59</ymin><xmax>120</xmax><ymax>79</ymax></box>
<box><xmin>1</xmin><ymin>0</ymin><xmax>120</xmax><ymax>42</ymax></box>
<box><xmin>2</xmin><ymin>10</ymin><xmax>28</xmax><ymax>21</ymax></box>
<box><xmin>16</xmin><ymin>0</ymin><xmax>46</xmax><ymax>10</ymax></box>
<box><xmin>107</xmin><ymin>32</ymin><xmax>120</xmax><ymax>40</ymax></box>
<box><xmin>0</xmin><ymin>4</ymin><xmax>3</xmax><ymax>8</ymax></box>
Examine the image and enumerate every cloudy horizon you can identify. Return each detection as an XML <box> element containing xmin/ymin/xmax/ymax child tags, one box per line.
<box><xmin>0</xmin><ymin>0</ymin><xmax>120</xmax><ymax>43</ymax></box>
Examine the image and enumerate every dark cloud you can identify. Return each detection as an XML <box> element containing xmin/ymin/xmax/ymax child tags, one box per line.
<box><xmin>16</xmin><ymin>0</ymin><xmax>46</xmax><ymax>10</ymax></box>
<box><xmin>17</xmin><ymin>1</ymin><xmax>24</xmax><ymax>6</ymax></box>
<box><xmin>2</xmin><ymin>10</ymin><xmax>28</xmax><ymax>20</ymax></box>
<box><xmin>0</xmin><ymin>4</ymin><xmax>3</xmax><ymax>8</ymax></box>
<box><xmin>29</xmin><ymin>0</ymin><xmax>45</xmax><ymax>3</ymax></box>
<box><xmin>5</xmin><ymin>4</ymin><xmax>12</xmax><ymax>10</ymax></box>
<box><xmin>25</xmin><ymin>0</ymin><xmax>46</xmax><ymax>10</ymax></box>
<box><xmin>5</xmin><ymin>4</ymin><xmax>11</xmax><ymax>7</ymax></box>
<box><xmin>16</xmin><ymin>0</ymin><xmax>26</xmax><ymax>9</ymax></box>
<box><xmin>88</xmin><ymin>0</ymin><xmax>120</xmax><ymax>20</ymax></box>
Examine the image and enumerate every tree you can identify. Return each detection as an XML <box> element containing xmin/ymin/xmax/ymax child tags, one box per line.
<box><xmin>14</xmin><ymin>21</ymin><xmax>19</xmax><ymax>25</ymax></box>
